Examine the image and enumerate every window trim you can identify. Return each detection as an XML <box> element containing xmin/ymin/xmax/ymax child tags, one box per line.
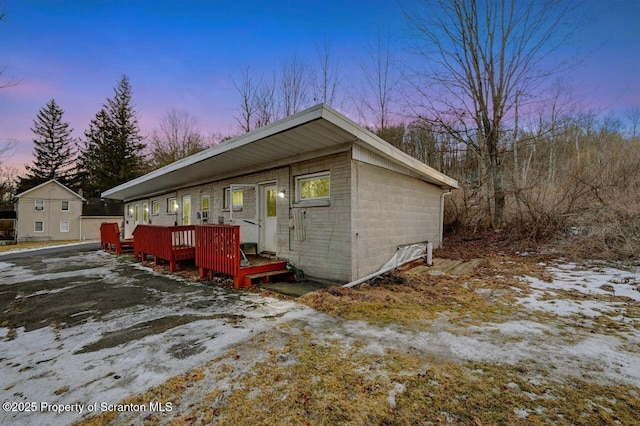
<box><xmin>34</xmin><ymin>221</ymin><xmax>44</xmax><ymax>232</ymax></box>
<box><xmin>60</xmin><ymin>221</ymin><xmax>70</xmax><ymax>233</ymax></box>
<box><xmin>295</xmin><ymin>171</ymin><xmax>330</xmax><ymax>203</ymax></box>
<box><xmin>35</xmin><ymin>199</ymin><xmax>45</xmax><ymax>210</ymax></box>
<box><xmin>61</xmin><ymin>200</ymin><xmax>69</xmax><ymax>211</ymax></box>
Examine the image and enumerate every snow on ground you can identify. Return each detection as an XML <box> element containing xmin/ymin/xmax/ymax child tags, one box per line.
<box><xmin>0</xmin><ymin>251</ymin><xmax>310</xmax><ymax>426</ymax></box>
<box><xmin>1</xmin><ymin>252</ymin><xmax>638</xmax><ymax>425</ymax></box>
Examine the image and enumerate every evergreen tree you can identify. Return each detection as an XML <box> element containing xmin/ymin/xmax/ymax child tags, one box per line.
<box><xmin>78</xmin><ymin>75</ymin><xmax>146</xmax><ymax>197</ymax></box>
<box><xmin>19</xmin><ymin>99</ymin><xmax>76</xmax><ymax>191</ymax></box>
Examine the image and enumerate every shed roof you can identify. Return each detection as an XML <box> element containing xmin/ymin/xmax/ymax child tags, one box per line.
<box><xmin>102</xmin><ymin>104</ymin><xmax>458</xmax><ymax>201</ymax></box>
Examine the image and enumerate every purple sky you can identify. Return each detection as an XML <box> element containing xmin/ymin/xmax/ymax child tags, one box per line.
<box><xmin>1</xmin><ymin>0</ymin><xmax>639</xmax><ymax>173</ymax></box>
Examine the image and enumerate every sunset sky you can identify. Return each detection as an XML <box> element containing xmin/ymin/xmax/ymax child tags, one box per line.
<box><xmin>1</xmin><ymin>0</ymin><xmax>639</xmax><ymax>172</ymax></box>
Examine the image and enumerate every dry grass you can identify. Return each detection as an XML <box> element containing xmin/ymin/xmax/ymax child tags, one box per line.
<box><xmin>0</xmin><ymin>240</ymin><xmax>88</xmax><ymax>253</ymax></box>
<box><xmin>299</xmin><ymin>249</ymin><xmax>551</xmax><ymax>328</ymax></box>
<box><xmin>75</xmin><ymin>368</ymin><xmax>206</xmax><ymax>426</ymax></box>
<box><xmin>75</xmin><ymin>329</ymin><xmax>639</xmax><ymax>425</ymax></box>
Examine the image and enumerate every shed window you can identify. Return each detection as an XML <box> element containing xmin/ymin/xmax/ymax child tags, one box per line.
<box><xmin>296</xmin><ymin>172</ymin><xmax>330</xmax><ymax>201</ymax></box>
<box><xmin>35</xmin><ymin>199</ymin><xmax>44</xmax><ymax>210</ymax></box>
<box><xmin>224</xmin><ymin>188</ymin><xmax>243</xmax><ymax>209</ymax></box>
<box><xmin>152</xmin><ymin>200</ymin><xmax>160</xmax><ymax>215</ymax></box>
<box><xmin>60</xmin><ymin>221</ymin><xmax>69</xmax><ymax>232</ymax></box>
<box><xmin>61</xmin><ymin>200</ymin><xmax>69</xmax><ymax>211</ymax></box>
<box><xmin>35</xmin><ymin>221</ymin><xmax>44</xmax><ymax>232</ymax></box>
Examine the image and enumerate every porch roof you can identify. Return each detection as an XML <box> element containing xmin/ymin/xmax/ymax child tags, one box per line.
<box><xmin>102</xmin><ymin>104</ymin><xmax>458</xmax><ymax>201</ymax></box>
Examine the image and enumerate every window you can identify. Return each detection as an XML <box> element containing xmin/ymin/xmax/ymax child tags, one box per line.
<box><xmin>224</xmin><ymin>188</ymin><xmax>243</xmax><ymax>209</ymax></box>
<box><xmin>35</xmin><ymin>221</ymin><xmax>44</xmax><ymax>232</ymax></box>
<box><xmin>61</xmin><ymin>200</ymin><xmax>69</xmax><ymax>211</ymax></box>
<box><xmin>152</xmin><ymin>200</ymin><xmax>160</xmax><ymax>215</ymax></box>
<box><xmin>142</xmin><ymin>202</ymin><xmax>149</xmax><ymax>222</ymax></box>
<box><xmin>127</xmin><ymin>204</ymin><xmax>134</xmax><ymax>217</ymax></box>
<box><xmin>35</xmin><ymin>199</ymin><xmax>44</xmax><ymax>210</ymax></box>
<box><xmin>296</xmin><ymin>172</ymin><xmax>330</xmax><ymax>202</ymax></box>
<box><xmin>167</xmin><ymin>197</ymin><xmax>178</xmax><ymax>213</ymax></box>
<box><xmin>134</xmin><ymin>205</ymin><xmax>139</xmax><ymax>222</ymax></box>
<box><xmin>60</xmin><ymin>221</ymin><xmax>69</xmax><ymax>233</ymax></box>
<box><xmin>201</xmin><ymin>195</ymin><xmax>210</xmax><ymax>212</ymax></box>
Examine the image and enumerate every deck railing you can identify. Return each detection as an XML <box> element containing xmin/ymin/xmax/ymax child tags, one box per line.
<box><xmin>133</xmin><ymin>224</ymin><xmax>195</xmax><ymax>271</ymax></box>
<box><xmin>195</xmin><ymin>224</ymin><xmax>241</xmax><ymax>285</ymax></box>
<box><xmin>100</xmin><ymin>222</ymin><xmax>132</xmax><ymax>254</ymax></box>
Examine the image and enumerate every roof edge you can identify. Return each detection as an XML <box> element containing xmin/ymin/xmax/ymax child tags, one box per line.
<box><xmin>102</xmin><ymin>104</ymin><xmax>327</xmax><ymax>199</ymax></box>
<box><xmin>16</xmin><ymin>179</ymin><xmax>87</xmax><ymax>201</ymax></box>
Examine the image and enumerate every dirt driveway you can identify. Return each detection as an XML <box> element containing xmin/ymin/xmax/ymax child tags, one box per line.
<box><xmin>0</xmin><ymin>248</ymin><xmax>307</xmax><ymax>426</ymax></box>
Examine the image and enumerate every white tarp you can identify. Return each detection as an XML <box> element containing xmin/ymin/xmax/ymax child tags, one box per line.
<box><xmin>344</xmin><ymin>242</ymin><xmax>427</xmax><ymax>288</ymax></box>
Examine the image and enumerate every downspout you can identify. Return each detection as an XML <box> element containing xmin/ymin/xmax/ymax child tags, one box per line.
<box><xmin>440</xmin><ymin>190</ymin><xmax>452</xmax><ymax>247</ymax></box>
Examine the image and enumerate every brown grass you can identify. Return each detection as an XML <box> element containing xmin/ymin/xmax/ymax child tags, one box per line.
<box><xmin>299</xmin><ymin>252</ymin><xmax>551</xmax><ymax>328</ymax></box>
<box><xmin>0</xmin><ymin>240</ymin><xmax>88</xmax><ymax>253</ymax></box>
<box><xmin>76</xmin><ymin>329</ymin><xmax>640</xmax><ymax>425</ymax></box>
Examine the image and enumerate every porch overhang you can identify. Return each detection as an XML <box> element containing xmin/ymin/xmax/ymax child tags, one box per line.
<box><xmin>102</xmin><ymin>104</ymin><xmax>458</xmax><ymax>202</ymax></box>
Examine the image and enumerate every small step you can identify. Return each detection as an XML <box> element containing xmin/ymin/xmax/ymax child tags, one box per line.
<box><xmin>243</xmin><ymin>269</ymin><xmax>295</xmax><ymax>287</ymax></box>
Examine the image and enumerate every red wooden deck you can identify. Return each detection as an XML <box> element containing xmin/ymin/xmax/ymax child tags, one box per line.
<box><xmin>133</xmin><ymin>224</ymin><xmax>195</xmax><ymax>272</ymax></box>
<box><xmin>100</xmin><ymin>222</ymin><xmax>133</xmax><ymax>254</ymax></box>
<box><xmin>194</xmin><ymin>224</ymin><xmax>292</xmax><ymax>288</ymax></box>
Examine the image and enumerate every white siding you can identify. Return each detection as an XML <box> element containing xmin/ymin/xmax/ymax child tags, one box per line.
<box><xmin>16</xmin><ymin>181</ymin><xmax>83</xmax><ymax>242</ymax></box>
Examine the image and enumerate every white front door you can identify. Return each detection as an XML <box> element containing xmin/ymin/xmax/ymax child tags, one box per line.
<box><xmin>260</xmin><ymin>184</ymin><xmax>277</xmax><ymax>253</ymax></box>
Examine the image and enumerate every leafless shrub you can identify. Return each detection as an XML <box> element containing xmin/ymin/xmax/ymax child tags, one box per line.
<box><xmin>509</xmin><ymin>139</ymin><xmax>640</xmax><ymax>260</ymax></box>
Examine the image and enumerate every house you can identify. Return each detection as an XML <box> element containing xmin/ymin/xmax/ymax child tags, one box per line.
<box><xmin>14</xmin><ymin>179</ymin><xmax>122</xmax><ymax>242</ymax></box>
<box><xmin>102</xmin><ymin>104</ymin><xmax>459</xmax><ymax>283</ymax></box>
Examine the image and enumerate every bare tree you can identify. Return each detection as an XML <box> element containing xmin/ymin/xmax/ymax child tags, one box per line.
<box><xmin>280</xmin><ymin>53</ymin><xmax>311</xmax><ymax>117</ymax></box>
<box><xmin>232</xmin><ymin>67</ymin><xmax>258</xmax><ymax>133</ymax></box>
<box><xmin>313</xmin><ymin>39</ymin><xmax>341</xmax><ymax>106</ymax></box>
<box><xmin>232</xmin><ymin>67</ymin><xmax>277</xmax><ymax>132</ymax></box>
<box><xmin>254</xmin><ymin>73</ymin><xmax>276</xmax><ymax>128</ymax></box>
<box><xmin>408</xmin><ymin>0</ymin><xmax>578</xmax><ymax>228</ymax></box>
<box><xmin>626</xmin><ymin>107</ymin><xmax>640</xmax><ymax>140</ymax></box>
<box><xmin>148</xmin><ymin>109</ymin><xmax>207</xmax><ymax>169</ymax></box>
<box><xmin>355</xmin><ymin>33</ymin><xmax>398</xmax><ymax>130</ymax></box>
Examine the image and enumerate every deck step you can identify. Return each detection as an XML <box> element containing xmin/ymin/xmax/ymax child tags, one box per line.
<box><xmin>243</xmin><ymin>269</ymin><xmax>295</xmax><ymax>287</ymax></box>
